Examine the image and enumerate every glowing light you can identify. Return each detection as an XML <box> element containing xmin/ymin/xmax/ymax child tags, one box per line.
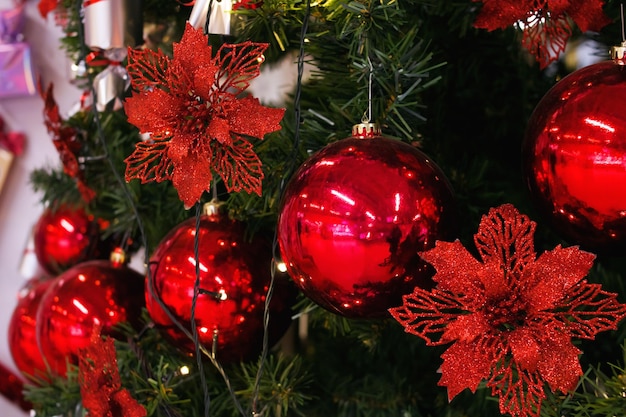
<box><xmin>330</xmin><ymin>189</ymin><xmax>355</xmax><ymax>206</ymax></box>
<box><xmin>592</xmin><ymin>153</ymin><xmax>624</xmax><ymax>165</ymax></box>
<box><xmin>217</xmin><ymin>289</ymin><xmax>228</xmax><ymax>301</ymax></box>
<box><xmin>394</xmin><ymin>193</ymin><xmax>401</xmax><ymax>211</ymax></box>
<box><xmin>276</xmin><ymin>261</ymin><xmax>287</xmax><ymax>273</ymax></box>
<box><xmin>365</xmin><ymin>211</ymin><xmax>376</xmax><ymax>221</ymax></box>
<box><xmin>187</xmin><ymin>256</ymin><xmax>209</xmax><ymax>272</ymax></box>
<box><xmin>60</xmin><ymin>218</ymin><xmax>76</xmax><ymax>233</ymax></box>
<box><xmin>179</xmin><ymin>366</ymin><xmax>190</xmax><ymax>375</ymax></box>
<box><xmin>516</xmin><ymin>12</ymin><xmax>546</xmax><ymax>30</ymax></box>
<box><xmin>584</xmin><ymin>117</ymin><xmax>615</xmax><ymax>133</ymax></box>
<box><xmin>199</xmin><ymin>327</ymin><xmax>209</xmax><ymax>334</ymax></box>
<box><xmin>72</xmin><ymin>299</ymin><xmax>89</xmax><ymax>315</ymax></box>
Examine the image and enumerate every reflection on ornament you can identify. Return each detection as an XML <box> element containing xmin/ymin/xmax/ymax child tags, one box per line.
<box><xmin>36</xmin><ymin>251</ymin><xmax>145</xmax><ymax>376</ymax></box>
<box><xmin>147</xmin><ymin>202</ymin><xmax>294</xmax><ymax>362</ymax></box>
<box><xmin>8</xmin><ymin>276</ymin><xmax>53</xmax><ymax>381</ymax></box>
<box><xmin>277</xmin><ymin>124</ymin><xmax>456</xmax><ymax>318</ymax></box>
<box><xmin>33</xmin><ymin>205</ymin><xmax>102</xmax><ymax>275</ymax></box>
<box><xmin>523</xmin><ymin>59</ymin><xmax>626</xmax><ymax>252</ymax></box>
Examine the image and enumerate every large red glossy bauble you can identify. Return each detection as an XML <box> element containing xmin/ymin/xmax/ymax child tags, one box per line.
<box><xmin>33</xmin><ymin>206</ymin><xmax>101</xmax><ymax>275</ymax></box>
<box><xmin>523</xmin><ymin>60</ymin><xmax>626</xmax><ymax>252</ymax></box>
<box><xmin>0</xmin><ymin>361</ymin><xmax>31</xmax><ymax>411</ymax></box>
<box><xmin>146</xmin><ymin>207</ymin><xmax>294</xmax><ymax>362</ymax></box>
<box><xmin>8</xmin><ymin>276</ymin><xmax>54</xmax><ymax>381</ymax></box>
<box><xmin>36</xmin><ymin>258</ymin><xmax>145</xmax><ymax>377</ymax></box>
<box><xmin>277</xmin><ymin>127</ymin><xmax>456</xmax><ymax>318</ymax></box>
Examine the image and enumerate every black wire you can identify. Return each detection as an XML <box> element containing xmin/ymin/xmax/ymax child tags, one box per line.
<box><xmin>190</xmin><ymin>202</ymin><xmax>211</xmax><ymax>417</ymax></box>
<box><xmin>250</xmin><ymin>0</ymin><xmax>312</xmax><ymax>413</ymax></box>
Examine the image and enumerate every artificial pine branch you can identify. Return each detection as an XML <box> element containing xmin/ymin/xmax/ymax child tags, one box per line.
<box><xmin>24</xmin><ymin>364</ymin><xmax>81</xmax><ymax>417</ymax></box>
<box><xmin>229</xmin><ymin>355</ymin><xmax>312</xmax><ymax>417</ymax></box>
<box><xmin>30</xmin><ymin>166</ymin><xmax>83</xmax><ymax>207</ymax></box>
<box><xmin>27</xmin><ymin>1</ymin><xmax>626</xmax><ymax>416</ymax></box>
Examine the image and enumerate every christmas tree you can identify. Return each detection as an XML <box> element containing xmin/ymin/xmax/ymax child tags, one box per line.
<box><xmin>8</xmin><ymin>1</ymin><xmax>626</xmax><ymax>416</ymax></box>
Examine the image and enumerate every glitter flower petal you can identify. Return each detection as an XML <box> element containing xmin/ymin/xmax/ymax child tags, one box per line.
<box><xmin>419</xmin><ymin>241</ymin><xmax>485</xmax><ymax>299</ymax></box>
<box><xmin>524</xmin><ymin>245</ymin><xmax>595</xmax><ymax>312</ymax></box>
<box><xmin>125</xmin><ymin>88</ymin><xmax>180</xmax><ymax>134</ymax></box>
<box><xmin>536</xmin><ymin>330</ymin><xmax>582</xmax><ymax>393</ymax></box>
<box><xmin>390</xmin><ymin>204</ymin><xmax>626</xmax><ymax>417</ymax></box>
<box><xmin>439</xmin><ymin>339</ymin><xmax>500</xmax><ymax>399</ymax></box>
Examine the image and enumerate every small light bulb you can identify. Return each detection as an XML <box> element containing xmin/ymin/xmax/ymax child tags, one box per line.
<box><xmin>276</xmin><ymin>261</ymin><xmax>287</xmax><ymax>273</ymax></box>
<box><xmin>179</xmin><ymin>365</ymin><xmax>190</xmax><ymax>375</ymax></box>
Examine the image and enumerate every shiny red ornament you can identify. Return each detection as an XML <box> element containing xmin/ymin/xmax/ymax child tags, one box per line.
<box><xmin>0</xmin><ymin>361</ymin><xmax>31</xmax><ymax>411</ymax></box>
<box><xmin>36</xmin><ymin>253</ymin><xmax>145</xmax><ymax>377</ymax></box>
<box><xmin>523</xmin><ymin>59</ymin><xmax>626</xmax><ymax>253</ymax></box>
<box><xmin>8</xmin><ymin>276</ymin><xmax>54</xmax><ymax>381</ymax></box>
<box><xmin>33</xmin><ymin>205</ymin><xmax>101</xmax><ymax>275</ymax></box>
<box><xmin>146</xmin><ymin>203</ymin><xmax>294</xmax><ymax>362</ymax></box>
<box><xmin>390</xmin><ymin>204</ymin><xmax>626</xmax><ymax>417</ymax></box>
<box><xmin>277</xmin><ymin>124</ymin><xmax>456</xmax><ymax>319</ymax></box>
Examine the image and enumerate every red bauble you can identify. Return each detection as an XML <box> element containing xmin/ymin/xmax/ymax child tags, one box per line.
<box><xmin>277</xmin><ymin>124</ymin><xmax>457</xmax><ymax>318</ymax></box>
<box><xmin>33</xmin><ymin>205</ymin><xmax>101</xmax><ymax>275</ymax></box>
<box><xmin>36</xmin><ymin>254</ymin><xmax>145</xmax><ymax>377</ymax></box>
<box><xmin>8</xmin><ymin>276</ymin><xmax>54</xmax><ymax>381</ymax></box>
<box><xmin>146</xmin><ymin>203</ymin><xmax>294</xmax><ymax>362</ymax></box>
<box><xmin>523</xmin><ymin>59</ymin><xmax>626</xmax><ymax>252</ymax></box>
<box><xmin>0</xmin><ymin>361</ymin><xmax>31</xmax><ymax>411</ymax></box>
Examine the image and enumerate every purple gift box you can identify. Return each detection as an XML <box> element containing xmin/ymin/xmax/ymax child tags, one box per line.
<box><xmin>0</xmin><ymin>4</ymin><xmax>25</xmax><ymax>43</ymax></box>
<box><xmin>0</xmin><ymin>4</ymin><xmax>36</xmax><ymax>99</ymax></box>
<box><xmin>0</xmin><ymin>41</ymin><xmax>36</xmax><ymax>99</ymax></box>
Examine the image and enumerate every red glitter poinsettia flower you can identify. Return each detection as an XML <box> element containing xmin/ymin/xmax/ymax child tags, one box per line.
<box><xmin>41</xmin><ymin>83</ymin><xmax>96</xmax><ymax>203</ymax></box>
<box><xmin>473</xmin><ymin>0</ymin><xmax>611</xmax><ymax>68</ymax></box>
<box><xmin>79</xmin><ymin>324</ymin><xmax>147</xmax><ymax>417</ymax></box>
<box><xmin>389</xmin><ymin>204</ymin><xmax>626</xmax><ymax>417</ymax></box>
<box><xmin>124</xmin><ymin>23</ymin><xmax>285</xmax><ymax>209</ymax></box>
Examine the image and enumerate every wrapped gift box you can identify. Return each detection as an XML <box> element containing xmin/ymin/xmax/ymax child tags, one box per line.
<box><xmin>0</xmin><ymin>42</ymin><xmax>36</xmax><ymax>98</ymax></box>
